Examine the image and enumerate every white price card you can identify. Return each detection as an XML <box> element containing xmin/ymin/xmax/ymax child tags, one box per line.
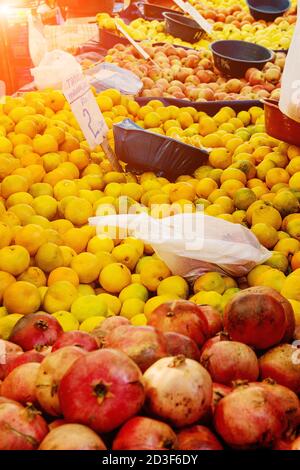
<box><xmin>115</xmin><ymin>21</ymin><xmax>150</xmax><ymax>60</ymax></box>
<box><xmin>173</xmin><ymin>0</ymin><xmax>213</xmax><ymax>35</ymax></box>
<box><xmin>63</xmin><ymin>72</ymin><xmax>108</xmax><ymax>150</ymax></box>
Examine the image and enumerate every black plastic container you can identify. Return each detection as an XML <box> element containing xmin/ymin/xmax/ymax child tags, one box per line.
<box><xmin>163</xmin><ymin>12</ymin><xmax>204</xmax><ymax>43</ymax></box>
<box><xmin>211</xmin><ymin>40</ymin><xmax>274</xmax><ymax>78</ymax></box>
<box><xmin>98</xmin><ymin>28</ymin><xmax>130</xmax><ymax>49</ymax></box>
<box><xmin>246</xmin><ymin>0</ymin><xmax>291</xmax><ymax>21</ymax></box>
<box><xmin>113</xmin><ymin>100</ymin><xmax>264</xmax><ymax>179</ymax></box>
<box><xmin>137</xmin><ymin>2</ymin><xmax>181</xmax><ymax>20</ymax></box>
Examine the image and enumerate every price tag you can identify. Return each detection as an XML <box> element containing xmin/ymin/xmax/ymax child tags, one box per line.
<box><xmin>173</xmin><ymin>0</ymin><xmax>213</xmax><ymax>35</ymax></box>
<box><xmin>115</xmin><ymin>21</ymin><xmax>150</xmax><ymax>60</ymax></box>
<box><xmin>63</xmin><ymin>72</ymin><xmax>108</xmax><ymax>150</ymax></box>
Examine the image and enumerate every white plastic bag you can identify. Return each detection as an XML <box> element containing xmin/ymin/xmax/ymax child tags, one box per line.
<box><xmin>28</xmin><ymin>13</ymin><xmax>48</xmax><ymax>67</ymax></box>
<box><xmin>85</xmin><ymin>63</ymin><xmax>143</xmax><ymax>95</ymax></box>
<box><xmin>31</xmin><ymin>50</ymin><xmax>82</xmax><ymax>90</ymax></box>
<box><xmin>279</xmin><ymin>0</ymin><xmax>300</xmax><ymax>122</ymax></box>
<box><xmin>89</xmin><ymin>213</ymin><xmax>271</xmax><ymax>279</ymax></box>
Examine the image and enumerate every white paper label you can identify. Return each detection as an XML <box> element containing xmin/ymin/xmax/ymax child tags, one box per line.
<box><xmin>115</xmin><ymin>22</ymin><xmax>150</xmax><ymax>60</ymax></box>
<box><xmin>63</xmin><ymin>72</ymin><xmax>108</xmax><ymax>150</ymax></box>
<box><xmin>173</xmin><ymin>0</ymin><xmax>213</xmax><ymax>34</ymax></box>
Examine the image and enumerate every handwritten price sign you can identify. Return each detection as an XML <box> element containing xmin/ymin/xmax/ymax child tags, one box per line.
<box><xmin>63</xmin><ymin>72</ymin><xmax>108</xmax><ymax>150</ymax></box>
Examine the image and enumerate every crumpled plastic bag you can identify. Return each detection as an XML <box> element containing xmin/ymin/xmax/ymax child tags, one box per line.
<box><xmin>89</xmin><ymin>212</ymin><xmax>271</xmax><ymax>279</ymax></box>
<box><xmin>31</xmin><ymin>50</ymin><xmax>82</xmax><ymax>90</ymax></box>
<box><xmin>85</xmin><ymin>63</ymin><xmax>143</xmax><ymax>95</ymax></box>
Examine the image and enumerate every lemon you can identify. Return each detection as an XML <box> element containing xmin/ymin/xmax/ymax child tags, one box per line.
<box><xmin>119</xmin><ymin>283</ymin><xmax>149</xmax><ymax>303</ymax></box>
<box><xmin>157</xmin><ymin>275</ymin><xmax>189</xmax><ymax>299</ymax></box>
<box><xmin>0</xmin><ymin>307</ymin><xmax>8</xmax><ymax>318</ymax></box>
<box><xmin>52</xmin><ymin>311</ymin><xmax>79</xmax><ymax>331</ymax></box>
<box><xmin>97</xmin><ymin>293</ymin><xmax>121</xmax><ymax>315</ymax></box>
<box><xmin>190</xmin><ymin>291</ymin><xmax>223</xmax><ymax>313</ymax></box>
<box><xmin>71</xmin><ymin>295</ymin><xmax>108</xmax><ymax>323</ymax></box>
<box><xmin>121</xmin><ymin>298</ymin><xmax>145</xmax><ymax>320</ymax></box>
<box><xmin>193</xmin><ymin>272</ymin><xmax>225</xmax><ymax>295</ymax></box>
<box><xmin>144</xmin><ymin>294</ymin><xmax>179</xmax><ymax>318</ymax></box>
<box><xmin>131</xmin><ymin>314</ymin><xmax>147</xmax><ymax>326</ymax></box>
<box><xmin>79</xmin><ymin>316</ymin><xmax>106</xmax><ymax>333</ymax></box>
<box><xmin>0</xmin><ymin>314</ymin><xmax>23</xmax><ymax>340</ymax></box>
<box><xmin>77</xmin><ymin>284</ymin><xmax>95</xmax><ymax>297</ymax></box>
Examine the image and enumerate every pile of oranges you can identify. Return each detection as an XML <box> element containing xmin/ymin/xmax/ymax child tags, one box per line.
<box><xmin>1</xmin><ymin>88</ymin><xmax>300</xmax><ymax>339</ymax></box>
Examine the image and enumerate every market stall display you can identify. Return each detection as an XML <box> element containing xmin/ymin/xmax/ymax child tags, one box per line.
<box><xmin>0</xmin><ymin>0</ymin><xmax>300</xmax><ymax>454</ymax></box>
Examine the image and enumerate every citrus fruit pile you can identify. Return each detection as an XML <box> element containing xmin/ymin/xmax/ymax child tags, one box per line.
<box><xmin>0</xmin><ymin>89</ymin><xmax>300</xmax><ymax>339</ymax></box>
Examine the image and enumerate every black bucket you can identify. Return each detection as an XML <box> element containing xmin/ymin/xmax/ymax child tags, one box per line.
<box><xmin>163</xmin><ymin>12</ymin><xmax>204</xmax><ymax>43</ymax></box>
<box><xmin>211</xmin><ymin>40</ymin><xmax>274</xmax><ymax>78</ymax></box>
<box><xmin>246</xmin><ymin>0</ymin><xmax>291</xmax><ymax>21</ymax></box>
<box><xmin>137</xmin><ymin>2</ymin><xmax>182</xmax><ymax>20</ymax></box>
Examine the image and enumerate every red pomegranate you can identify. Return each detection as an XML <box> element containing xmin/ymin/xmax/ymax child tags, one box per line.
<box><xmin>0</xmin><ymin>401</ymin><xmax>48</xmax><ymax>450</ymax></box>
<box><xmin>104</xmin><ymin>325</ymin><xmax>168</xmax><ymax>372</ymax></box>
<box><xmin>259</xmin><ymin>344</ymin><xmax>300</xmax><ymax>394</ymax></box>
<box><xmin>177</xmin><ymin>425</ymin><xmax>223</xmax><ymax>450</ymax></box>
<box><xmin>52</xmin><ymin>331</ymin><xmax>99</xmax><ymax>352</ymax></box>
<box><xmin>59</xmin><ymin>349</ymin><xmax>145</xmax><ymax>433</ymax></box>
<box><xmin>39</xmin><ymin>424</ymin><xmax>107</xmax><ymax>450</ymax></box>
<box><xmin>200</xmin><ymin>338</ymin><xmax>259</xmax><ymax>385</ymax></box>
<box><xmin>214</xmin><ymin>383</ymin><xmax>289</xmax><ymax>449</ymax></box>
<box><xmin>9</xmin><ymin>313</ymin><xmax>63</xmax><ymax>351</ymax></box>
<box><xmin>36</xmin><ymin>346</ymin><xmax>86</xmax><ymax>416</ymax></box>
<box><xmin>112</xmin><ymin>416</ymin><xmax>177</xmax><ymax>450</ymax></box>
<box><xmin>92</xmin><ymin>316</ymin><xmax>130</xmax><ymax>344</ymax></box>
<box><xmin>273</xmin><ymin>438</ymin><xmax>293</xmax><ymax>450</ymax></box>
<box><xmin>148</xmin><ymin>300</ymin><xmax>210</xmax><ymax>346</ymax></box>
<box><xmin>4</xmin><ymin>350</ymin><xmax>44</xmax><ymax>377</ymax></box>
<box><xmin>143</xmin><ymin>355</ymin><xmax>212</xmax><ymax>428</ymax></box>
<box><xmin>1</xmin><ymin>363</ymin><xmax>40</xmax><ymax>405</ymax></box>
<box><xmin>224</xmin><ymin>287</ymin><xmax>288</xmax><ymax>349</ymax></box>
<box><xmin>0</xmin><ymin>339</ymin><xmax>22</xmax><ymax>354</ymax></box>
<box><xmin>49</xmin><ymin>419</ymin><xmax>67</xmax><ymax>430</ymax></box>
<box><xmin>291</xmin><ymin>437</ymin><xmax>300</xmax><ymax>450</ymax></box>
<box><xmin>211</xmin><ymin>383</ymin><xmax>232</xmax><ymax>415</ymax></box>
<box><xmin>164</xmin><ymin>332</ymin><xmax>200</xmax><ymax>360</ymax></box>
<box><xmin>198</xmin><ymin>305</ymin><xmax>223</xmax><ymax>337</ymax></box>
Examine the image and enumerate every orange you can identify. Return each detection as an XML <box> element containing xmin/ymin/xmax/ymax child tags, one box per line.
<box><xmin>68</xmin><ymin>149</ymin><xmax>89</xmax><ymax>170</ymax></box>
<box><xmin>33</xmin><ymin>134</ymin><xmax>58</xmax><ymax>155</ymax></box>
<box><xmin>251</xmin><ymin>223</ymin><xmax>279</xmax><ymax>249</ymax></box>
<box><xmin>291</xmin><ymin>252</ymin><xmax>300</xmax><ymax>271</ymax></box>
<box><xmin>99</xmin><ymin>262</ymin><xmax>132</xmax><ymax>294</ymax></box>
<box><xmin>87</xmin><ymin>235</ymin><xmax>114</xmax><ymax>254</ymax></box>
<box><xmin>35</xmin><ymin>242</ymin><xmax>64</xmax><ymax>273</ymax></box>
<box><xmin>44</xmin><ymin>126</ymin><xmax>65</xmax><ymax>145</ymax></box>
<box><xmin>0</xmin><ymin>136</ymin><xmax>13</xmax><ymax>153</ymax></box>
<box><xmin>220</xmin><ymin>168</ymin><xmax>247</xmax><ymax>185</ymax></box>
<box><xmin>50</xmin><ymin>219</ymin><xmax>73</xmax><ymax>235</ymax></box>
<box><xmin>196</xmin><ymin>178</ymin><xmax>218</xmax><ymax>199</ymax></box>
<box><xmin>29</xmin><ymin>182</ymin><xmax>53</xmax><ymax>198</ymax></box>
<box><xmin>59</xmin><ymin>133</ymin><xmax>80</xmax><ymax>153</ymax></box>
<box><xmin>3</xmin><ymin>281</ymin><xmax>41</xmax><ymax>315</ymax></box>
<box><xmin>27</xmin><ymin>164</ymin><xmax>46</xmax><ymax>184</ymax></box>
<box><xmin>194</xmin><ymin>272</ymin><xmax>225</xmax><ymax>295</ymax></box>
<box><xmin>53</xmin><ymin>179</ymin><xmax>78</xmax><ymax>201</ymax></box>
<box><xmin>0</xmin><ymin>245</ymin><xmax>30</xmax><ymax>276</ymax></box>
<box><xmin>0</xmin><ymin>271</ymin><xmax>16</xmax><ymax>303</ymax></box>
<box><xmin>64</xmin><ymin>197</ymin><xmax>93</xmax><ymax>226</ymax></box>
<box><xmin>274</xmin><ymin>238</ymin><xmax>300</xmax><ymax>257</ymax></box>
<box><xmin>8</xmin><ymin>204</ymin><xmax>35</xmax><ymax>225</ymax></box>
<box><xmin>169</xmin><ymin>182</ymin><xmax>196</xmax><ymax>203</ymax></box>
<box><xmin>209</xmin><ymin>148</ymin><xmax>232</xmax><ymax>169</ymax></box>
<box><xmin>15</xmin><ymin>120</ymin><xmax>38</xmax><ymax>138</ymax></box>
<box><xmin>251</xmin><ymin>205</ymin><xmax>282</xmax><ymax>230</ymax></box>
<box><xmin>97</xmin><ymin>95</ymin><xmax>113</xmax><ymax>112</ymax></box>
<box><xmin>0</xmin><ymin>155</ymin><xmax>20</xmax><ymax>179</ymax></box>
<box><xmin>1</xmin><ymin>175</ymin><xmax>29</xmax><ymax>199</ymax></box>
<box><xmin>48</xmin><ymin>266</ymin><xmax>79</xmax><ymax>287</ymax></box>
<box><xmin>265</xmin><ymin>168</ymin><xmax>290</xmax><ymax>188</ymax></box>
<box><xmin>42</xmin><ymin>152</ymin><xmax>61</xmax><ymax>172</ymax></box>
<box><xmin>71</xmin><ymin>252</ymin><xmax>101</xmax><ymax>283</ymax></box>
<box><xmin>0</xmin><ymin>223</ymin><xmax>12</xmax><ymax>248</ymax></box>
<box><xmin>15</xmin><ymin>224</ymin><xmax>47</xmax><ymax>255</ymax></box>
<box><xmin>289</xmin><ymin>172</ymin><xmax>300</xmax><ymax>191</ymax></box>
<box><xmin>33</xmin><ymin>195</ymin><xmax>57</xmax><ymax>220</ymax></box>
<box><xmin>18</xmin><ymin>266</ymin><xmax>47</xmax><ymax>288</ymax></box>
<box><xmin>220</xmin><ymin>179</ymin><xmax>244</xmax><ymax>198</ymax></box>
<box><xmin>101</xmin><ymin>88</ymin><xmax>121</xmax><ymax>106</ymax></box>
<box><xmin>43</xmin><ymin>280</ymin><xmax>78</xmax><ymax>314</ymax></box>
<box><xmin>62</xmin><ymin>227</ymin><xmax>89</xmax><ymax>253</ymax></box>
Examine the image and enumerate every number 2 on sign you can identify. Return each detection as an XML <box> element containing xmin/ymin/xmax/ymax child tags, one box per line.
<box><xmin>83</xmin><ymin>108</ymin><xmax>100</xmax><ymax>140</ymax></box>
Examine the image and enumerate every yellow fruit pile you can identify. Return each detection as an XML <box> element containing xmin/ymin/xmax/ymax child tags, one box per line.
<box><xmin>98</xmin><ymin>13</ymin><xmax>294</xmax><ymax>51</ymax></box>
<box><xmin>1</xmin><ymin>88</ymin><xmax>300</xmax><ymax>339</ymax></box>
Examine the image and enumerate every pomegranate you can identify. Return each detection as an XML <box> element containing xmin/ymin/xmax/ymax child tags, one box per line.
<box><xmin>177</xmin><ymin>425</ymin><xmax>223</xmax><ymax>450</ymax></box>
<box><xmin>92</xmin><ymin>316</ymin><xmax>130</xmax><ymax>344</ymax></box>
<box><xmin>49</xmin><ymin>419</ymin><xmax>67</xmax><ymax>430</ymax></box>
<box><xmin>0</xmin><ymin>339</ymin><xmax>22</xmax><ymax>354</ymax></box>
<box><xmin>164</xmin><ymin>332</ymin><xmax>200</xmax><ymax>360</ymax></box>
<box><xmin>211</xmin><ymin>383</ymin><xmax>232</xmax><ymax>415</ymax></box>
<box><xmin>1</xmin><ymin>363</ymin><xmax>40</xmax><ymax>405</ymax></box>
<box><xmin>143</xmin><ymin>355</ymin><xmax>212</xmax><ymax>427</ymax></box>
<box><xmin>198</xmin><ymin>305</ymin><xmax>222</xmax><ymax>337</ymax></box>
<box><xmin>291</xmin><ymin>437</ymin><xmax>300</xmax><ymax>450</ymax></box>
<box><xmin>214</xmin><ymin>383</ymin><xmax>287</xmax><ymax>449</ymax></box>
<box><xmin>148</xmin><ymin>300</ymin><xmax>209</xmax><ymax>346</ymax></box>
<box><xmin>112</xmin><ymin>416</ymin><xmax>177</xmax><ymax>450</ymax></box>
<box><xmin>0</xmin><ymin>340</ymin><xmax>23</xmax><ymax>379</ymax></box>
<box><xmin>200</xmin><ymin>338</ymin><xmax>259</xmax><ymax>385</ymax></box>
<box><xmin>259</xmin><ymin>344</ymin><xmax>300</xmax><ymax>394</ymax></box>
<box><xmin>4</xmin><ymin>350</ymin><xmax>44</xmax><ymax>377</ymax></box>
<box><xmin>36</xmin><ymin>346</ymin><xmax>86</xmax><ymax>416</ymax></box>
<box><xmin>0</xmin><ymin>401</ymin><xmax>48</xmax><ymax>450</ymax></box>
<box><xmin>273</xmin><ymin>438</ymin><xmax>293</xmax><ymax>450</ymax></box>
<box><xmin>105</xmin><ymin>325</ymin><xmax>168</xmax><ymax>372</ymax></box>
<box><xmin>9</xmin><ymin>313</ymin><xmax>63</xmax><ymax>351</ymax></box>
<box><xmin>224</xmin><ymin>287</ymin><xmax>288</xmax><ymax>349</ymax></box>
<box><xmin>39</xmin><ymin>424</ymin><xmax>107</xmax><ymax>450</ymax></box>
<box><xmin>59</xmin><ymin>349</ymin><xmax>145</xmax><ymax>433</ymax></box>
<box><xmin>52</xmin><ymin>331</ymin><xmax>99</xmax><ymax>352</ymax></box>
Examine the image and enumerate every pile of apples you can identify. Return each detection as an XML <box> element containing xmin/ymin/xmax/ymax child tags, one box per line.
<box><xmin>105</xmin><ymin>43</ymin><xmax>285</xmax><ymax>101</ymax></box>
